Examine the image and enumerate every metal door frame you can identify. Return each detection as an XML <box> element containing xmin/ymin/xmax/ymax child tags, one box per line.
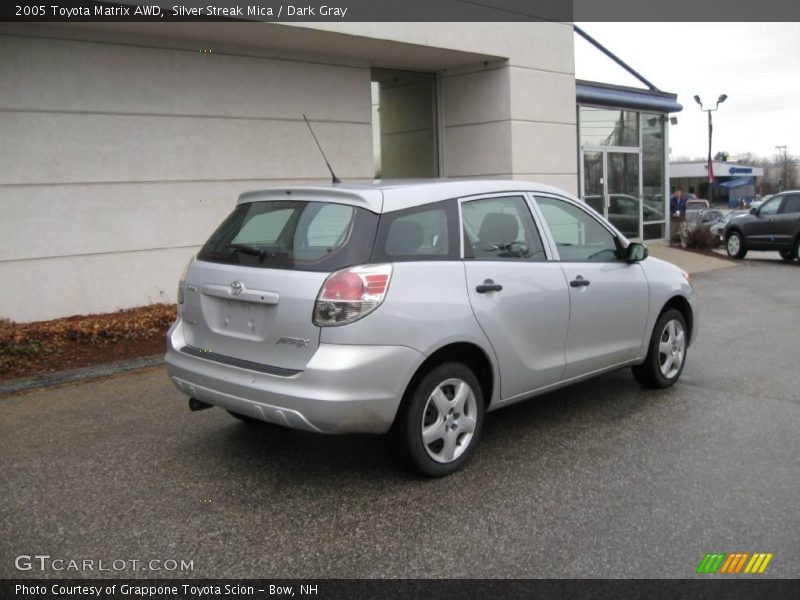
<box><xmin>579</xmin><ymin>146</ymin><xmax>643</xmax><ymax>240</ymax></box>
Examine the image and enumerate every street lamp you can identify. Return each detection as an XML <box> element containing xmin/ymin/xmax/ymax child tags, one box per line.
<box><xmin>694</xmin><ymin>94</ymin><xmax>728</xmax><ymax>203</ymax></box>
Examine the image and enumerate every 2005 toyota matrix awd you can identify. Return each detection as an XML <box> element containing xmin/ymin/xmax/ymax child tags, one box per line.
<box><xmin>166</xmin><ymin>180</ymin><xmax>696</xmax><ymax>476</ymax></box>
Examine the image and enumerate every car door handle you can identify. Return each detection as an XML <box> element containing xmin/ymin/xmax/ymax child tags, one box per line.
<box><xmin>570</xmin><ymin>276</ymin><xmax>591</xmax><ymax>288</ymax></box>
<box><xmin>476</xmin><ymin>280</ymin><xmax>503</xmax><ymax>293</ymax></box>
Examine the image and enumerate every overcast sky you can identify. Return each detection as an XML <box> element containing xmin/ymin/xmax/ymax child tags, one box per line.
<box><xmin>573</xmin><ymin>22</ymin><xmax>800</xmax><ymax>162</ymax></box>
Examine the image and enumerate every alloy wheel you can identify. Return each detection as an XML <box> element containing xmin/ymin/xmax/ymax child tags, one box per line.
<box><xmin>421</xmin><ymin>378</ymin><xmax>478</xmax><ymax>464</ymax></box>
<box><xmin>727</xmin><ymin>234</ymin><xmax>740</xmax><ymax>256</ymax></box>
<box><xmin>658</xmin><ymin>319</ymin><xmax>686</xmax><ymax>379</ymax></box>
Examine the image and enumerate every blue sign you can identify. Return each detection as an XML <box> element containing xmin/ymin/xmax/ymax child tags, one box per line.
<box><xmin>729</xmin><ymin>167</ymin><xmax>753</xmax><ymax>174</ymax></box>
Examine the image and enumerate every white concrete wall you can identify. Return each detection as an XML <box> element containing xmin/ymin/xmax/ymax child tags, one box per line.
<box><xmin>0</xmin><ymin>32</ymin><xmax>372</xmax><ymax>322</ymax></box>
<box><xmin>439</xmin><ymin>23</ymin><xmax>577</xmax><ymax>189</ymax></box>
<box><xmin>0</xmin><ymin>22</ymin><xmax>577</xmax><ymax>322</ymax></box>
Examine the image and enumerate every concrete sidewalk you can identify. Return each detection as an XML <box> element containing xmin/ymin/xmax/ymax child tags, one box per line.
<box><xmin>645</xmin><ymin>240</ymin><xmax>739</xmax><ymax>275</ymax></box>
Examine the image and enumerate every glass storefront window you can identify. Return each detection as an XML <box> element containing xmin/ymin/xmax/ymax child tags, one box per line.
<box><xmin>642</xmin><ymin>112</ymin><xmax>667</xmax><ymax>227</ymax></box>
<box><xmin>579</xmin><ymin>107</ymin><xmax>639</xmax><ymax>147</ymax></box>
<box><xmin>578</xmin><ymin>105</ymin><xmax>669</xmax><ymax>240</ymax></box>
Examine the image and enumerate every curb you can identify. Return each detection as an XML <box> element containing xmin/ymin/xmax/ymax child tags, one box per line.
<box><xmin>0</xmin><ymin>354</ymin><xmax>165</xmax><ymax>397</ymax></box>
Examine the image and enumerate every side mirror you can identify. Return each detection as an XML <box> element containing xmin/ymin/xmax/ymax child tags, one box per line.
<box><xmin>750</xmin><ymin>207</ymin><xmax>758</xmax><ymax>215</ymax></box>
<box><xmin>626</xmin><ymin>242</ymin><xmax>648</xmax><ymax>263</ymax></box>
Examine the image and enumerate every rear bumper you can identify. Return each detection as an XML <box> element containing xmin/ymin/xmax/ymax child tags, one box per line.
<box><xmin>164</xmin><ymin>319</ymin><xmax>423</xmax><ymax>434</ymax></box>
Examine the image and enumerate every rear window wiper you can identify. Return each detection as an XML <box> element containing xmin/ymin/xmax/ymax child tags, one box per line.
<box><xmin>226</xmin><ymin>243</ymin><xmax>268</xmax><ymax>261</ymax></box>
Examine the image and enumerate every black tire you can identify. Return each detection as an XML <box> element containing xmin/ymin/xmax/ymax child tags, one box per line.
<box><xmin>632</xmin><ymin>308</ymin><xmax>688</xmax><ymax>389</ymax></box>
<box><xmin>779</xmin><ymin>248</ymin><xmax>796</xmax><ymax>262</ymax></box>
<box><xmin>391</xmin><ymin>362</ymin><xmax>484</xmax><ymax>477</ymax></box>
<box><xmin>796</xmin><ymin>237</ymin><xmax>800</xmax><ymax>264</ymax></box>
<box><xmin>725</xmin><ymin>230</ymin><xmax>747</xmax><ymax>259</ymax></box>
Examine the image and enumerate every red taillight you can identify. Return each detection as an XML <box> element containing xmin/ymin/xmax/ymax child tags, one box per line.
<box><xmin>365</xmin><ymin>274</ymin><xmax>389</xmax><ymax>295</ymax></box>
<box><xmin>320</xmin><ymin>271</ymin><xmax>365</xmax><ymax>301</ymax></box>
<box><xmin>314</xmin><ymin>264</ymin><xmax>393</xmax><ymax>326</ymax></box>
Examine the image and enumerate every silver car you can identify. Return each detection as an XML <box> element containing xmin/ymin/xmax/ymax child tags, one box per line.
<box><xmin>166</xmin><ymin>181</ymin><xmax>696</xmax><ymax>476</ymax></box>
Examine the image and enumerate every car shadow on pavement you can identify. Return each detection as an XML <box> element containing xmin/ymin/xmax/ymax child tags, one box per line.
<box><xmin>173</xmin><ymin>368</ymin><xmax>673</xmax><ymax>486</ymax></box>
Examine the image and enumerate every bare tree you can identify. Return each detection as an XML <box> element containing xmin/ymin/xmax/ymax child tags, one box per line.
<box><xmin>774</xmin><ymin>148</ymin><xmax>797</xmax><ymax>191</ymax></box>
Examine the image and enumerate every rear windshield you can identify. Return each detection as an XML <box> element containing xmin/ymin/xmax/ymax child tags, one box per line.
<box><xmin>198</xmin><ymin>201</ymin><xmax>379</xmax><ymax>272</ymax></box>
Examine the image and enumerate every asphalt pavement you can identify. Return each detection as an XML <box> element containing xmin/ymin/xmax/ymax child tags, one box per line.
<box><xmin>1</xmin><ymin>260</ymin><xmax>798</xmax><ymax>579</ymax></box>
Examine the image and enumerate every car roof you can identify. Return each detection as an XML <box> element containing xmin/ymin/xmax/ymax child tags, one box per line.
<box><xmin>237</xmin><ymin>179</ymin><xmax>575</xmax><ymax>213</ymax></box>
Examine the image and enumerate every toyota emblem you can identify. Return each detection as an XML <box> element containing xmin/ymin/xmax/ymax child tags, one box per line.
<box><xmin>229</xmin><ymin>281</ymin><xmax>244</xmax><ymax>296</ymax></box>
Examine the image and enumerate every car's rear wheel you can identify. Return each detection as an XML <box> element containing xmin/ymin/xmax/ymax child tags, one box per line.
<box><xmin>779</xmin><ymin>248</ymin><xmax>796</xmax><ymax>262</ymax></box>
<box><xmin>726</xmin><ymin>231</ymin><xmax>747</xmax><ymax>259</ymax></box>
<box><xmin>632</xmin><ymin>309</ymin><xmax>688</xmax><ymax>389</ymax></box>
<box><xmin>392</xmin><ymin>362</ymin><xmax>484</xmax><ymax>477</ymax></box>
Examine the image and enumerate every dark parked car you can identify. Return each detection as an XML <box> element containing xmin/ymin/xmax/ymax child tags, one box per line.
<box><xmin>724</xmin><ymin>192</ymin><xmax>800</xmax><ymax>261</ymax></box>
<box><xmin>686</xmin><ymin>208</ymin><xmax>724</xmax><ymax>230</ymax></box>
<box><xmin>584</xmin><ymin>194</ymin><xmax>663</xmax><ymax>238</ymax></box>
<box><xmin>710</xmin><ymin>210</ymin><xmax>749</xmax><ymax>246</ymax></box>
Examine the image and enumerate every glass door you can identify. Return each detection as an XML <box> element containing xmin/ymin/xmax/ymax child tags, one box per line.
<box><xmin>582</xmin><ymin>151</ymin><xmax>604</xmax><ymax>215</ymax></box>
<box><xmin>580</xmin><ymin>149</ymin><xmax>642</xmax><ymax>239</ymax></box>
<box><xmin>606</xmin><ymin>151</ymin><xmax>641</xmax><ymax>239</ymax></box>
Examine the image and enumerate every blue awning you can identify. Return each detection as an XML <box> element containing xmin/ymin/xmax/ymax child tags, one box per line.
<box><xmin>577</xmin><ymin>81</ymin><xmax>683</xmax><ymax>113</ymax></box>
<box><xmin>718</xmin><ymin>177</ymin><xmax>755</xmax><ymax>189</ymax></box>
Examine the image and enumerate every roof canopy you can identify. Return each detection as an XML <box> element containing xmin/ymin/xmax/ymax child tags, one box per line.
<box><xmin>718</xmin><ymin>176</ymin><xmax>755</xmax><ymax>189</ymax></box>
<box><xmin>577</xmin><ymin>81</ymin><xmax>682</xmax><ymax>113</ymax></box>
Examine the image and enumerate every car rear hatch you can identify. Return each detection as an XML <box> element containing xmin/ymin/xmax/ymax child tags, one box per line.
<box><xmin>180</xmin><ymin>262</ymin><xmax>331</xmax><ymax>372</ymax></box>
<box><xmin>178</xmin><ymin>196</ymin><xmax>380</xmax><ymax>372</ymax></box>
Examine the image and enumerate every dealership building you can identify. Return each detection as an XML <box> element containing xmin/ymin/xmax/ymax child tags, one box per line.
<box><xmin>670</xmin><ymin>161</ymin><xmax>764</xmax><ymax>207</ymax></box>
<box><xmin>0</xmin><ymin>22</ymin><xmax>680</xmax><ymax>322</ymax></box>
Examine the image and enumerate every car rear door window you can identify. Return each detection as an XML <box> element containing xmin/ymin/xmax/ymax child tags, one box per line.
<box><xmin>779</xmin><ymin>194</ymin><xmax>800</xmax><ymax>214</ymax></box>
<box><xmin>372</xmin><ymin>199</ymin><xmax>459</xmax><ymax>261</ymax></box>
<box><xmin>461</xmin><ymin>195</ymin><xmax>546</xmax><ymax>261</ymax></box>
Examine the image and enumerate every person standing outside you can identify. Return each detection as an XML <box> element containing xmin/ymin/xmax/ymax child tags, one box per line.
<box><xmin>670</xmin><ymin>186</ymin><xmax>687</xmax><ymax>217</ymax></box>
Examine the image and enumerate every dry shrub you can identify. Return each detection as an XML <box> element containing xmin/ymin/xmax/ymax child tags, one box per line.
<box><xmin>0</xmin><ymin>304</ymin><xmax>176</xmax><ymax>373</ymax></box>
<box><xmin>683</xmin><ymin>224</ymin><xmax>716</xmax><ymax>250</ymax></box>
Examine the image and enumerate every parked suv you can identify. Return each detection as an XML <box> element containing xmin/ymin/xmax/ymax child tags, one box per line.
<box><xmin>724</xmin><ymin>191</ymin><xmax>800</xmax><ymax>262</ymax></box>
<box><xmin>166</xmin><ymin>181</ymin><xmax>696</xmax><ymax>476</ymax></box>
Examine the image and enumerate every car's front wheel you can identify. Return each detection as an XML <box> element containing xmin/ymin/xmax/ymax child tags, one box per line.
<box><xmin>779</xmin><ymin>248</ymin><xmax>796</xmax><ymax>262</ymax></box>
<box><xmin>632</xmin><ymin>309</ymin><xmax>688</xmax><ymax>389</ymax></box>
<box><xmin>392</xmin><ymin>362</ymin><xmax>484</xmax><ymax>477</ymax></box>
<box><xmin>726</xmin><ymin>231</ymin><xmax>747</xmax><ymax>259</ymax></box>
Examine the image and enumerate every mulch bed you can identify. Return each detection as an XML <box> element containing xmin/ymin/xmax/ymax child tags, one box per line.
<box><xmin>668</xmin><ymin>244</ymin><xmax>740</xmax><ymax>263</ymax></box>
<box><xmin>0</xmin><ymin>304</ymin><xmax>175</xmax><ymax>383</ymax></box>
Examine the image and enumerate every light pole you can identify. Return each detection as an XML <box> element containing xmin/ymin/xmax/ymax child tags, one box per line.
<box><xmin>775</xmin><ymin>145</ymin><xmax>787</xmax><ymax>191</ymax></box>
<box><xmin>694</xmin><ymin>94</ymin><xmax>727</xmax><ymax>204</ymax></box>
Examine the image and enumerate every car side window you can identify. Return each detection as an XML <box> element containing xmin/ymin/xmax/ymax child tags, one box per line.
<box><xmin>535</xmin><ymin>196</ymin><xmax>620</xmax><ymax>262</ymax></box>
<box><xmin>461</xmin><ymin>195</ymin><xmax>546</xmax><ymax>261</ymax></box>
<box><xmin>372</xmin><ymin>199</ymin><xmax>459</xmax><ymax>261</ymax></box>
<box><xmin>779</xmin><ymin>194</ymin><xmax>800</xmax><ymax>214</ymax></box>
<box><xmin>759</xmin><ymin>196</ymin><xmax>782</xmax><ymax>216</ymax></box>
